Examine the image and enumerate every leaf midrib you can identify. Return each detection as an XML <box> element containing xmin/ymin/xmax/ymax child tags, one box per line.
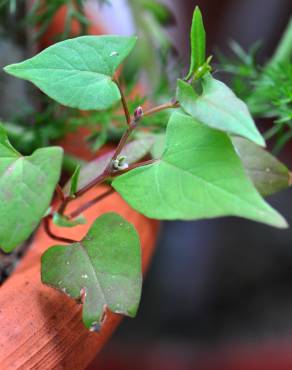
<box><xmin>11</xmin><ymin>67</ymin><xmax>112</xmax><ymax>78</ymax></box>
<box><xmin>80</xmin><ymin>242</ymin><xmax>107</xmax><ymax>307</ymax></box>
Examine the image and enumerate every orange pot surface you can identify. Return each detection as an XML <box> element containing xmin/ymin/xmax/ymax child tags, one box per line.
<box><xmin>0</xmin><ymin>186</ymin><xmax>159</xmax><ymax>369</ymax></box>
<box><xmin>0</xmin><ymin>5</ymin><xmax>158</xmax><ymax>369</ymax></box>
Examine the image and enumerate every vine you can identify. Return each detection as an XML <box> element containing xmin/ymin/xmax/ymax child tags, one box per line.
<box><xmin>0</xmin><ymin>6</ymin><xmax>291</xmax><ymax>332</ymax></box>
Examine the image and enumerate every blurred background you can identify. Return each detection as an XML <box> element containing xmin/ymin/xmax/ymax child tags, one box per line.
<box><xmin>1</xmin><ymin>1</ymin><xmax>292</xmax><ymax>369</ymax></box>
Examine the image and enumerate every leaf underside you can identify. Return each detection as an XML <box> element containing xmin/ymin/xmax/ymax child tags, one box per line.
<box><xmin>42</xmin><ymin>213</ymin><xmax>142</xmax><ymax>329</ymax></box>
<box><xmin>232</xmin><ymin>137</ymin><xmax>291</xmax><ymax>197</ymax></box>
<box><xmin>4</xmin><ymin>35</ymin><xmax>137</xmax><ymax>110</ymax></box>
<box><xmin>113</xmin><ymin>112</ymin><xmax>287</xmax><ymax>228</ymax></box>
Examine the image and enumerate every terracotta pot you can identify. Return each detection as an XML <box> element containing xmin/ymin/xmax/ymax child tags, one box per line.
<box><xmin>0</xmin><ymin>5</ymin><xmax>159</xmax><ymax>369</ymax></box>
<box><xmin>0</xmin><ymin>185</ymin><xmax>159</xmax><ymax>369</ymax></box>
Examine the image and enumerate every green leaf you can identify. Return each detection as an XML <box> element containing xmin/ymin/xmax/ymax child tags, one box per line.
<box><xmin>41</xmin><ymin>212</ymin><xmax>142</xmax><ymax>330</ymax></box>
<box><xmin>232</xmin><ymin>137</ymin><xmax>292</xmax><ymax>197</ymax></box>
<box><xmin>0</xmin><ymin>125</ymin><xmax>21</xmax><ymax>157</ymax></box>
<box><xmin>177</xmin><ymin>76</ymin><xmax>265</xmax><ymax>146</ymax></box>
<box><xmin>63</xmin><ymin>137</ymin><xmax>154</xmax><ymax>196</ymax></box>
<box><xmin>69</xmin><ymin>164</ymin><xmax>81</xmax><ymax>197</ymax></box>
<box><xmin>4</xmin><ymin>35</ymin><xmax>137</xmax><ymax>110</ymax></box>
<box><xmin>113</xmin><ymin>112</ymin><xmax>287</xmax><ymax>228</ymax></box>
<box><xmin>52</xmin><ymin>213</ymin><xmax>86</xmax><ymax>228</ymax></box>
<box><xmin>140</xmin><ymin>0</ymin><xmax>173</xmax><ymax>25</ymax></box>
<box><xmin>186</xmin><ymin>6</ymin><xmax>206</xmax><ymax>80</ymax></box>
<box><xmin>0</xmin><ymin>127</ymin><xmax>63</xmax><ymax>252</ymax></box>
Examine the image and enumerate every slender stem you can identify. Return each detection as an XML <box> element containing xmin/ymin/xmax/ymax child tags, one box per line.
<box><xmin>110</xmin><ymin>125</ymin><xmax>135</xmax><ymax>162</ymax></box>
<box><xmin>50</xmin><ymin>98</ymin><xmax>179</xmax><ymax>221</ymax></box>
<box><xmin>143</xmin><ymin>100</ymin><xmax>180</xmax><ymax>117</ymax></box>
<box><xmin>111</xmin><ymin>159</ymin><xmax>157</xmax><ymax>177</ymax></box>
<box><xmin>68</xmin><ymin>126</ymin><xmax>134</xmax><ymax>199</ymax></box>
<box><xmin>44</xmin><ymin>217</ymin><xmax>78</xmax><ymax>244</ymax></box>
<box><xmin>69</xmin><ymin>188</ymin><xmax>115</xmax><ymax>219</ymax></box>
<box><xmin>43</xmin><ymin>88</ymin><xmax>180</xmax><ymax>242</ymax></box>
<box><xmin>114</xmin><ymin>79</ymin><xmax>131</xmax><ymax>126</ymax></box>
<box><xmin>74</xmin><ymin>172</ymin><xmax>107</xmax><ymax>198</ymax></box>
<box><xmin>58</xmin><ymin>197</ymin><xmax>71</xmax><ymax>215</ymax></box>
<box><xmin>56</xmin><ymin>184</ymin><xmax>65</xmax><ymax>203</ymax></box>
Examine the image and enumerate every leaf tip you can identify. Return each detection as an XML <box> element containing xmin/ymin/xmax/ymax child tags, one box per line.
<box><xmin>256</xmin><ymin>134</ymin><xmax>266</xmax><ymax>148</ymax></box>
<box><xmin>194</xmin><ymin>5</ymin><xmax>202</xmax><ymax>17</ymax></box>
<box><xmin>0</xmin><ymin>244</ymin><xmax>12</xmax><ymax>254</ymax></box>
<box><xmin>3</xmin><ymin>64</ymin><xmax>13</xmax><ymax>75</ymax></box>
<box><xmin>126</xmin><ymin>304</ymin><xmax>139</xmax><ymax>318</ymax></box>
<box><xmin>3</xmin><ymin>62</ymin><xmax>23</xmax><ymax>78</ymax></box>
<box><xmin>265</xmin><ymin>209</ymin><xmax>289</xmax><ymax>229</ymax></box>
<box><xmin>275</xmin><ymin>215</ymin><xmax>289</xmax><ymax>229</ymax></box>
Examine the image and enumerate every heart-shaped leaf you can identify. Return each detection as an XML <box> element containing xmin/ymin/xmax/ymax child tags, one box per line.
<box><xmin>177</xmin><ymin>76</ymin><xmax>265</xmax><ymax>146</ymax></box>
<box><xmin>63</xmin><ymin>137</ymin><xmax>154</xmax><ymax>196</ymax></box>
<box><xmin>0</xmin><ymin>126</ymin><xmax>63</xmax><ymax>252</ymax></box>
<box><xmin>4</xmin><ymin>35</ymin><xmax>137</xmax><ymax>110</ymax></box>
<box><xmin>232</xmin><ymin>137</ymin><xmax>292</xmax><ymax>197</ymax></box>
<box><xmin>113</xmin><ymin>112</ymin><xmax>287</xmax><ymax>228</ymax></box>
<box><xmin>41</xmin><ymin>212</ymin><xmax>142</xmax><ymax>330</ymax></box>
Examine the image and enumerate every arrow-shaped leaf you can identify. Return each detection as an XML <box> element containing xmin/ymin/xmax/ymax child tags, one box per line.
<box><xmin>0</xmin><ymin>125</ymin><xmax>63</xmax><ymax>252</ymax></box>
<box><xmin>41</xmin><ymin>212</ymin><xmax>142</xmax><ymax>330</ymax></box>
<box><xmin>177</xmin><ymin>76</ymin><xmax>265</xmax><ymax>146</ymax></box>
<box><xmin>113</xmin><ymin>112</ymin><xmax>287</xmax><ymax>228</ymax></box>
<box><xmin>4</xmin><ymin>35</ymin><xmax>137</xmax><ymax>110</ymax></box>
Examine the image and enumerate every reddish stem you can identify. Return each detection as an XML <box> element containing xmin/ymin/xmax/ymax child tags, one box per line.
<box><xmin>143</xmin><ymin>100</ymin><xmax>180</xmax><ymax>117</ymax></box>
<box><xmin>44</xmin><ymin>217</ymin><xmax>78</xmax><ymax>244</ymax></box>
<box><xmin>45</xmin><ymin>97</ymin><xmax>178</xmax><ymax>240</ymax></box>
<box><xmin>68</xmin><ymin>188</ymin><xmax>115</xmax><ymax>219</ymax></box>
<box><xmin>56</xmin><ymin>184</ymin><xmax>65</xmax><ymax>202</ymax></box>
<box><xmin>114</xmin><ymin>79</ymin><xmax>131</xmax><ymax>126</ymax></box>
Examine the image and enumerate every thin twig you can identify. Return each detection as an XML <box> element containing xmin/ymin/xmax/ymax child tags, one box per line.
<box><xmin>74</xmin><ymin>171</ymin><xmax>107</xmax><ymax>198</ymax></box>
<box><xmin>49</xmin><ymin>98</ymin><xmax>179</xmax><ymax>222</ymax></box>
<box><xmin>114</xmin><ymin>79</ymin><xmax>131</xmax><ymax>126</ymax></box>
<box><xmin>110</xmin><ymin>125</ymin><xmax>135</xmax><ymax>162</ymax></box>
<box><xmin>58</xmin><ymin>197</ymin><xmax>71</xmax><ymax>215</ymax></box>
<box><xmin>56</xmin><ymin>184</ymin><xmax>65</xmax><ymax>202</ymax></box>
<box><xmin>143</xmin><ymin>100</ymin><xmax>180</xmax><ymax>117</ymax></box>
<box><xmin>111</xmin><ymin>159</ymin><xmax>157</xmax><ymax>177</ymax></box>
<box><xmin>44</xmin><ymin>217</ymin><xmax>78</xmax><ymax>244</ymax></box>
<box><xmin>69</xmin><ymin>188</ymin><xmax>115</xmax><ymax>219</ymax></box>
